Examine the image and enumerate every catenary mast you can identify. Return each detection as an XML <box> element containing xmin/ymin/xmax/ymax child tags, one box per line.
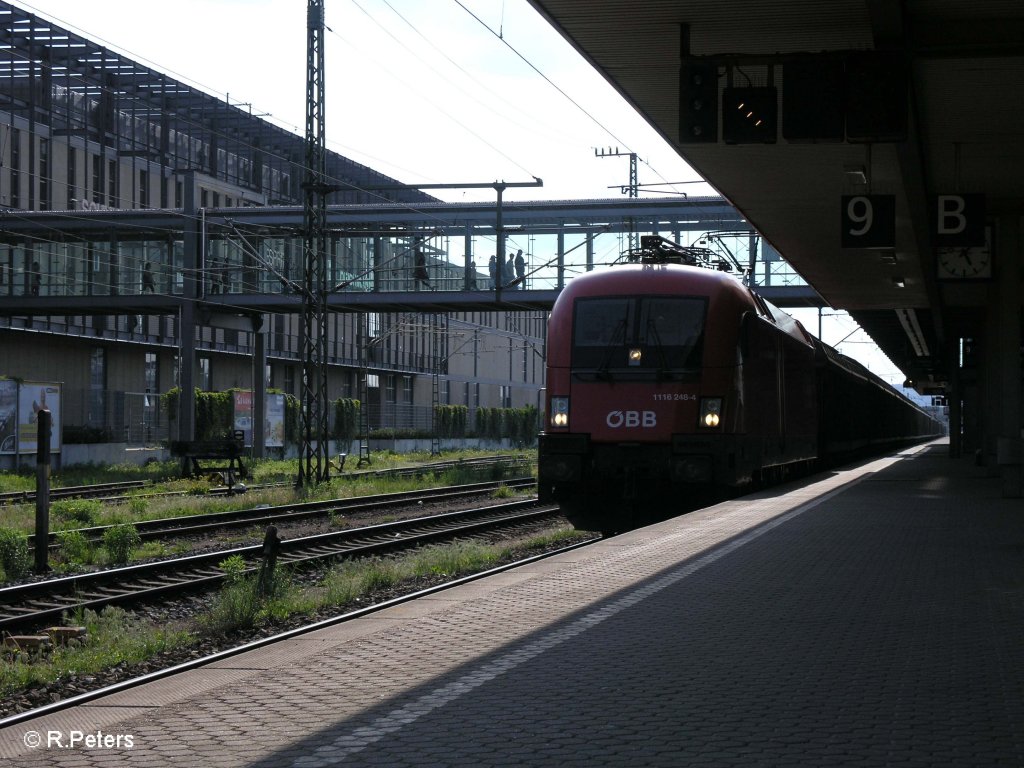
<box><xmin>298</xmin><ymin>0</ymin><xmax>331</xmax><ymax>485</ymax></box>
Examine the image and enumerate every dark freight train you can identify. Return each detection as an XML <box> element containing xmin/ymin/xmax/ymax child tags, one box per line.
<box><xmin>538</xmin><ymin>237</ymin><xmax>943</xmax><ymax>533</ymax></box>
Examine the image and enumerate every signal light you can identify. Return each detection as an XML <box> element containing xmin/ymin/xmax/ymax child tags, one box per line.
<box><xmin>680</xmin><ymin>61</ymin><xmax>719</xmax><ymax>143</ymax></box>
<box><xmin>722</xmin><ymin>86</ymin><xmax>777</xmax><ymax>144</ymax></box>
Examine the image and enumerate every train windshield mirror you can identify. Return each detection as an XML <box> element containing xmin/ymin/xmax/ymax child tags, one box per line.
<box><xmin>572</xmin><ymin>297</ymin><xmax>705</xmax><ymax>374</ymax></box>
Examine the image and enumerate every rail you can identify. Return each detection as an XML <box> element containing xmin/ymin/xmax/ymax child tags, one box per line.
<box><xmin>0</xmin><ymin>499</ymin><xmax>559</xmax><ymax>635</ymax></box>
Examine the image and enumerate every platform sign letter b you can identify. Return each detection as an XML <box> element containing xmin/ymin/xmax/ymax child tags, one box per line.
<box><xmin>841</xmin><ymin>195</ymin><xmax>895</xmax><ymax>248</ymax></box>
<box><xmin>933</xmin><ymin>194</ymin><xmax>985</xmax><ymax>247</ymax></box>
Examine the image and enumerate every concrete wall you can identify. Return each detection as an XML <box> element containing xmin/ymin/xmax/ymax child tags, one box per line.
<box><xmin>62</xmin><ymin>443</ymin><xmax>169</xmax><ymax>467</ymax></box>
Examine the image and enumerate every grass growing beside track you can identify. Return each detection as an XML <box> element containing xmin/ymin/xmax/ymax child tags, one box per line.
<box><xmin>0</xmin><ymin>523</ymin><xmax>585</xmax><ymax>706</ymax></box>
<box><xmin>0</xmin><ymin>605</ymin><xmax>194</xmax><ymax>697</ymax></box>
<box><xmin>0</xmin><ymin>449</ymin><xmax>536</xmax><ymax>578</ymax></box>
<box><xmin>0</xmin><ymin>449</ymin><xmax>532</xmax><ymax>493</ymax></box>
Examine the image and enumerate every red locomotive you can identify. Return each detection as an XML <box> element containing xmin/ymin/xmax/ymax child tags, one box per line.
<box><xmin>538</xmin><ymin>236</ymin><xmax>942</xmax><ymax>533</ymax></box>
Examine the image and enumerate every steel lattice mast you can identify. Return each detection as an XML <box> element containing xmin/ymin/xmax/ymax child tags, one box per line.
<box><xmin>298</xmin><ymin>0</ymin><xmax>330</xmax><ymax>486</ymax></box>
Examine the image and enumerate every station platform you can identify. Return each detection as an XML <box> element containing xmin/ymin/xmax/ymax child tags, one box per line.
<box><xmin>2</xmin><ymin>440</ymin><xmax>1022</xmax><ymax>767</ymax></box>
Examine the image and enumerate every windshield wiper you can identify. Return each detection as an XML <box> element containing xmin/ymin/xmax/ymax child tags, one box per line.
<box><xmin>595</xmin><ymin>318</ymin><xmax>627</xmax><ymax>380</ymax></box>
<box><xmin>645</xmin><ymin>319</ymin><xmax>674</xmax><ymax>380</ymax></box>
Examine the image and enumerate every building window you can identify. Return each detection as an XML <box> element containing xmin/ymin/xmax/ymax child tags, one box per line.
<box><xmin>67</xmin><ymin>146</ymin><xmax>77</xmax><ymax>208</ymax></box>
<box><xmin>89</xmin><ymin>347</ymin><xmax>106</xmax><ymax>427</ymax></box>
<box><xmin>92</xmin><ymin>155</ymin><xmax>102</xmax><ymax>204</ymax></box>
<box><xmin>9</xmin><ymin>127</ymin><xmax>20</xmax><ymax>208</ymax></box>
<box><xmin>198</xmin><ymin>356</ymin><xmax>211</xmax><ymax>391</ymax></box>
<box><xmin>108</xmin><ymin>158</ymin><xmax>117</xmax><ymax>206</ymax></box>
<box><xmin>38</xmin><ymin>138</ymin><xmax>49</xmax><ymax>210</ymax></box>
<box><xmin>284</xmin><ymin>365</ymin><xmax>295</xmax><ymax>396</ymax></box>
<box><xmin>385</xmin><ymin>374</ymin><xmax>396</xmax><ymax>404</ymax></box>
<box><xmin>401</xmin><ymin>375</ymin><xmax>413</xmax><ymax>404</ymax></box>
<box><xmin>138</xmin><ymin>170</ymin><xmax>149</xmax><ymax>208</ymax></box>
<box><xmin>144</xmin><ymin>352</ymin><xmax>158</xmax><ymax>393</ymax></box>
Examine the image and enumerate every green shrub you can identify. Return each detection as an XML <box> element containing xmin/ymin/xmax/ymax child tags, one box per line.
<box><xmin>0</xmin><ymin>528</ymin><xmax>31</xmax><ymax>581</ymax></box>
<box><xmin>127</xmin><ymin>497</ymin><xmax>149</xmax><ymax>517</ymax></box>
<box><xmin>196</xmin><ymin>390</ymin><xmax>233</xmax><ymax>441</ymax></box>
<box><xmin>201</xmin><ymin>568</ymin><xmax>294</xmax><ymax>635</ymax></box>
<box><xmin>160</xmin><ymin>387</ymin><xmax>180</xmax><ymax>422</ymax></box>
<box><xmin>162</xmin><ymin>387</ymin><xmax>247</xmax><ymax>441</ymax></box>
<box><xmin>434</xmin><ymin>405</ymin><xmax>468</xmax><ymax>438</ymax></box>
<box><xmin>56</xmin><ymin>529</ymin><xmax>94</xmax><ymax>565</ymax></box>
<box><xmin>284</xmin><ymin>394</ymin><xmax>300</xmax><ymax>445</ymax></box>
<box><xmin>103</xmin><ymin>523</ymin><xmax>141</xmax><ymax>565</ymax></box>
<box><xmin>332</xmin><ymin>398</ymin><xmax>361</xmax><ymax>444</ymax></box>
<box><xmin>52</xmin><ymin>499</ymin><xmax>102</xmax><ymax>527</ymax></box>
<box><xmin>368</xmin><ymin>427</ymin><xmax>429</xmax><ymax>440</ymax></box>
<box><xmin>218</xmin><ymin>554</ymin><xmax>247</xmax><ymax>584</ymax></box>
<box><xmin>472</xmin><ymin>406</ymin><xmax>538</xmax><ymax>444</ymax></box>
<box><xmin>491</xmin><ymin>483</ymin><xmax>515</xmax><ymax>498</ymax></box>
<box><xmin>201</xmin><ymin>579</ymin><xmax>261</xmax><ymax>635</ymax></box>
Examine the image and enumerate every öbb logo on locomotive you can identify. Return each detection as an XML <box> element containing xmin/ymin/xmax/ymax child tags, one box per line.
<box><xmin>605</xmin><ymin>410</ymin><xmax>657</xmax><ymax>428</ymax></box>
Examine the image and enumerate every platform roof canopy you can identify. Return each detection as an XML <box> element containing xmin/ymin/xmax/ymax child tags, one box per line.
<box><xmin>528</xmin><ymin>0</ymin><xmax>1024</xmax><ymax>393</ymax></box>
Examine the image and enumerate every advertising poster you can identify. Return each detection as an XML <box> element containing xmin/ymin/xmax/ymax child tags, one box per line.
<box><xmin>18</xmin><ymin>381</ymin><xmax>61</xmax><ymax>454</ymax></box>
<box><xmin>233</xmin><ymin>390</ymin><xmax>253</xmax><ymax>447</ymax></box>
<box><xmin>265</xmin><ymin>393</ymin><xmax>285</xmax><ymax>448</ymax></box>
<box><xmin>0</xmin><ymin>379</ymin><xmax>16</xmax><ymax>454</ymax></box>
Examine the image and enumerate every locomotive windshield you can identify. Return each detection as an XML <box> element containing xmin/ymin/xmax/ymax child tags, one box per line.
<box><xmin>571</xmin><ymin>296</ymin><xmax>705</xmax><ymax>377</ymax></box>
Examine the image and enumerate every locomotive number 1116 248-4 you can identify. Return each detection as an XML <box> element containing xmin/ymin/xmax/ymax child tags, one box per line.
<box><xmin>652</xmin><ymin>393</ymin><xmax>697</xmax><ymax>401</ymax></box>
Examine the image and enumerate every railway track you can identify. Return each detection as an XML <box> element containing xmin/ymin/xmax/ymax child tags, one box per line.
<box><xmin>29</xmin><ymin>477</ymin><xmax>536</xmax><ymax>548</ymax></box>
<box><xmin>1</xmin><ymin>499</ymin><xmax>561</xmax><ymax>635</ymax></box>
<box><xmin>0</xmin><ymin>532</ymin><xmax>596</xmax><ymax>728</ymax></box>
<box><xmin>0</xmin><ymin>480</ymin><xmax>150</xmax><ymax>506</ymax></box>
<box><xmin>0</xmin><ymin>454</ymin><xmax>533</xmax><ymax>506</ymax></box>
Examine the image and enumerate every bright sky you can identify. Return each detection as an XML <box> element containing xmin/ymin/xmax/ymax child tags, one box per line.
<box><xmin>20</xmin><ymin>0</ymin><xmax>709</xmax><ymax>203</ymax></box>
<box><xmin>17</xmin><ymin>0</ymin><xmax>913</xmax><ymax>392</ymax></box>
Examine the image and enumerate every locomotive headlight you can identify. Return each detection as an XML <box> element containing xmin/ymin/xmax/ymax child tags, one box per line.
<box><xmin>628</xmin><ymin>348</ymin><xmax>642</xmax><ymax>366</ymax></box>
<box><xmin>550</xmin><ymin>396</ymin><xmax>570</xmax><ymax>429</ymax></box>
<box><xmin>699</xmin><ymin>397</ymin><xmax>723</xmax><ymax>429</ymax></box>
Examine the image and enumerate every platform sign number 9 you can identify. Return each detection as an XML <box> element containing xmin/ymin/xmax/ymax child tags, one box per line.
<box><xmin>841</xmin><ymin>194</ymin><xmax>895</xmax><ymax>249</ymax></box>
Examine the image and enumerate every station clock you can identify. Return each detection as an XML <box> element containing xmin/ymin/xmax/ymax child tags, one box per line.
<box><xmin>936</xmin><ymin>225</ymin><xmax>992</xmax><ymax>280</ymax></box>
